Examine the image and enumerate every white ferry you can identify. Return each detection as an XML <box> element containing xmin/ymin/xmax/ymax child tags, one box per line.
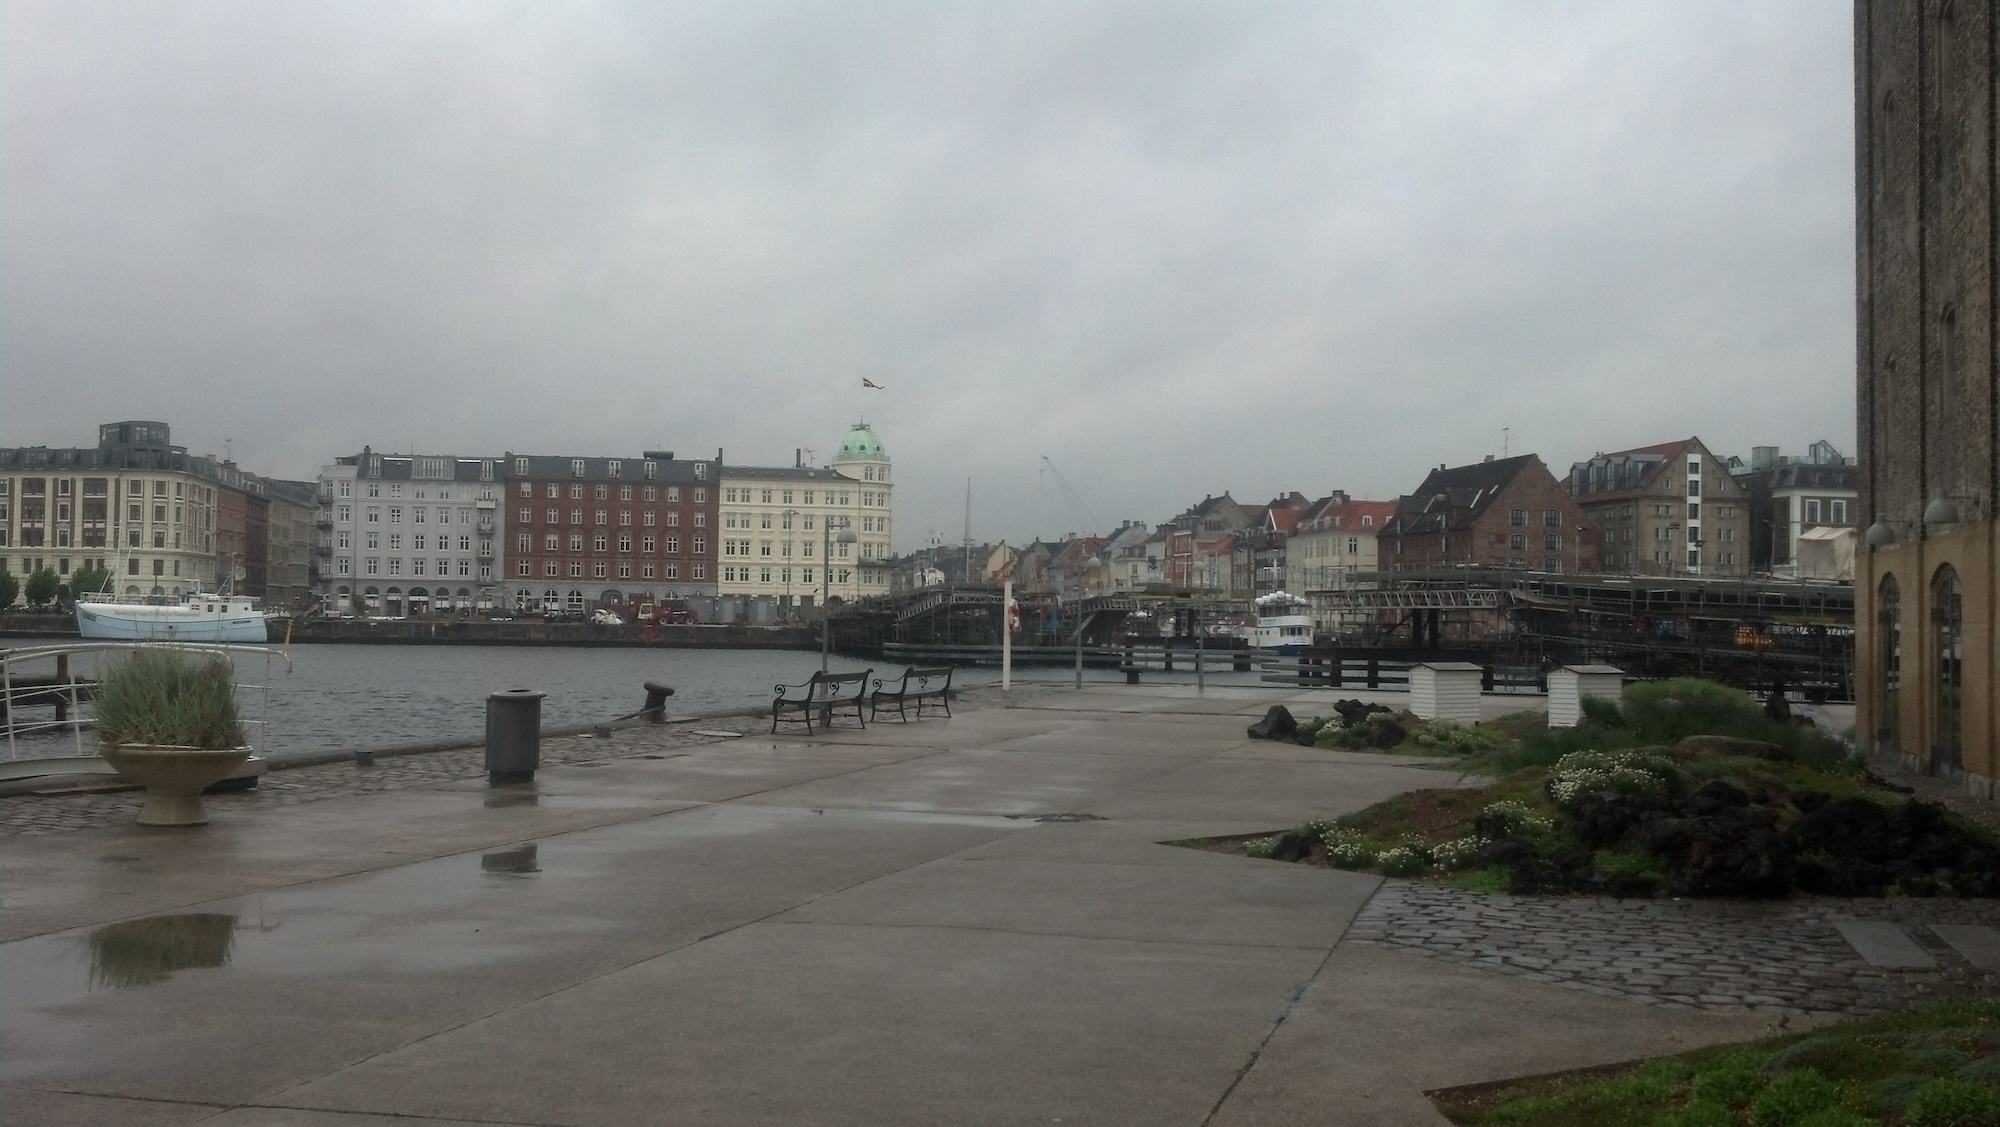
<box><xmin>1239</xmin><ymin>592</ymin><xmax>1315</xmax><ymax>655</ymax></box>
<box><xmin>75</xmin><ymin>593</ymin><xmax>272</xmax><ymax>643</ymax></box>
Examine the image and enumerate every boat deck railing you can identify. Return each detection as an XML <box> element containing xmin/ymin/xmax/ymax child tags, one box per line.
<box><xmin>0</xmin><ymin>642</ymin><xmax>293</xmax><ymax>780</ymax></box>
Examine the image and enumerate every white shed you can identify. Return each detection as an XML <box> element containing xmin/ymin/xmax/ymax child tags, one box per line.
<box><xmin>1548</xmin><ymin>665</ymin><xmax>1625</xmax><ymax>728</ymax></box>
<box><xmin>1410</xmin><ymin>662</ymin><xmax>1483</xmax><ymax>723</ymax></box>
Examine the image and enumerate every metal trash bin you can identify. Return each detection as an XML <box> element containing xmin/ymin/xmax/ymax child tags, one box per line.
<box><xmin>486</xmin><ymin>689</ymin><xmax>545</xmax><ymax>784</ymax></box>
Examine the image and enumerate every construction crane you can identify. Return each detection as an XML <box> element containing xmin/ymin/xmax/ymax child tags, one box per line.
<box><xmin>1039</xmin><ymin>456</ymin><xmax>1104</xmax><ymax>537</ymax></box>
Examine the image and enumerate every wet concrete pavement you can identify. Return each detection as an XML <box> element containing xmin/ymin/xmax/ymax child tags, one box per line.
<box><xmin>1</xmin><ymin>684</ymin><xmax>1773</xmax><ymax>1126</ymax></box>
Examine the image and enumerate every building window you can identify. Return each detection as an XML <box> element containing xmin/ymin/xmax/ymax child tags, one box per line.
<box><xmin>1831</xmin><ymin>499</ymin><xmax>1848</xmax><ymax>524</ymax></box>
<box><xmin>665</xmin><ymin>564</ymin><xmax>679</xmax><ymax>579</ymax></box>
<box><xmin>1509</xmin><ymin>534</ymin><xmax>1526</xmax><ymax>550</ymax></box>
<box><xmin>569</xmin><ymin>561</ymin><xmax>582</xmax><ymax>577</ymax></box>
<box><xmin>618</xmin><ymin>534</ymin><xmax>632</xmax><ymax>552</ymax></box>
<box><xmin>519</xmin><ymin>561</ymin><xmax>532</xmax><ymax>577</ymax></box>
<box><xmin>1935</xmin><ymin>567</ymin><xmax>1964</xmax><ymax>773</ymax></box>
<box><xmin>608</xmin><ymin>461</ymin><xmax>622</xmax><ymax>479</ymax></box>
<box><xmin>665</xmin><ymin>537</ymin><xmax>678</xmax><ymax>553</ymax></box>
<box><xmin>594</xmin><ymin>534</ymin><xmax>608</xmax><ymax>552</ymax></box>
<box><xmin>570</xmin><ymin>459</ymin><xmax>585</xmax><ymax>478</ymax></box>
<box><xmin>1805</xmin><ymin>499</ymin><xmax>1822</xmax><ymax>523</ymax></box>
<box><xmin>593</xmin><ymin>562</ymin><xmax>607</xmax><ymax>579</ymax></box>
<box><xmin>546</xmin><ymin>561</ymin><xmax>559</xmax><ymax>576</ymax></box>
<box><xmin>692</xmin><ymin>563</ymin><xmax>705</xmax><ymax>579</ymax></box>
<box><xmin>643</xmin><ymin>462</ymin><xmax>656</xmax><ymax>480</ymax></box>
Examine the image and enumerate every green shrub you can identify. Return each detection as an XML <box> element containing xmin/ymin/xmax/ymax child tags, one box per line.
<box><xmin>1376</xmin><ymin>846</ymin><xmax>1428</xmax><ymax>877</ymax></box>
<box><xmin>1955</xmin><ymin>1054</ymin><xmax>2000</xmax><ymax>1086</ymax></box>
<box><xmin>93</xmin><ymin>649</ymin><xmax>244</xmax><ymax>750</ymax></box>
<box><xmin>1691</xmin><ymin>1053</ymin><xmax>1767</xmax><ymax>1106</ymax></box>
<box><xmin>1622</xmin><ymin>678</ymin><xmax>1766</xmax><ymax>742</ymax></box>
<box><xmin>1748</xmin><ymin>1068</ymin><xmax>1838</xmax><ymax>1126</ymax></box>
<box><xmin>1907</xmin><ymin>1078</ymin><xmax>2000</xmax><ymax>1126</ymax></box>
<box><xmin>1406</xmin><ymin>719</ymin><xmax>1504</xmax><ymax>757</ymax></box>
<box><xmin>1579</xmin><ymin>694</ymin><xmax>1625</xmax><ymax>727</ymax></box>
<box><xmin>1656</xmin><ymin>1101</ymin><xmax>1734</xmax><ymax>1127</ymax></box>
<box><xmin>1792</xmin><ymin>1110</ymin><xmax>1873</xmax><ymax>1127</ymax></box>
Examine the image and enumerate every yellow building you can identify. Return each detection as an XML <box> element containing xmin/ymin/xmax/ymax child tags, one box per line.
<box><xmin>0</xmin><ymin>422</ymin><xmax>221</xmax><ymax>599</ymax></box>
<box><xmin>717</xmin><ymin>424</ymin><xmax>893</xmax><ymax>608</ymax></box>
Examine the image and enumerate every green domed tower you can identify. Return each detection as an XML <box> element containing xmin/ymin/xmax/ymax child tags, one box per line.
<box><xmin>831</xmin><ymin>422</ymin><xmax>892</xmax><ymax>579</ymax></box>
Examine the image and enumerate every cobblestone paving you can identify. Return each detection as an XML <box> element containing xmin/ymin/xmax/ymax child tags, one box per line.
<box><xmin>1345</xmin><ymin>881</ymin><xmax>2000</xmax><ymax>1016</ymax></box>
<box><xmin>0</xmin><ymin>713</ymin><xmax>771</xmax><ymax>838</ymax></box>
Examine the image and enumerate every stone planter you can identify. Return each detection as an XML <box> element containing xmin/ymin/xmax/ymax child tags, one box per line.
<box><xmin>98</xmin><ymin>745</ymin><xmax>254</xmax><ymax>826</ymax></box>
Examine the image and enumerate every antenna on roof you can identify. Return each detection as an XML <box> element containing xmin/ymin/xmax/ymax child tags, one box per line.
<box><xmin>1502</xmin><ymin>427</ymin><xmax>1509</xmax><ymax>459</ymax></box>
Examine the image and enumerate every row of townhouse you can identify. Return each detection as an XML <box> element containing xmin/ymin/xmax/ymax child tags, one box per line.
<box><xmin>0</xmin><ymin>421</ymin><xmax>318</xmax><ymax>609</ymax></box>
<box><xmin>316</xmin><ymin>423</ymin><xmax>895</xmax><ymax>617</ymax></box>
<box><xmin>894</xmin><ymin>434</ymin><xmax>1862</xmax><ymax>607</ymax></box>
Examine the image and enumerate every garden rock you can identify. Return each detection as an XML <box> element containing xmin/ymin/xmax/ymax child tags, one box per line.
<box><xmin>1267</xmin><ymin>829</ymin><xmax>1314</xmax><ymax>863</ymax></box>
<box><xmin>1331</xmin><ymin>699</ymin><xmax>1393</xmax><ymax>728</ymax></box>
<box><xmin>1246</xmin><ymin>705</ymin><xmax>1299</xmax><ymax>741</ymax></box>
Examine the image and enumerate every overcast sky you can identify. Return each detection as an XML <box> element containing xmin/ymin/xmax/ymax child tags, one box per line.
<box><xmin>4</xmin><ymin>1</ymin><xmax>1855</xmax><ymax>550</ymax></box>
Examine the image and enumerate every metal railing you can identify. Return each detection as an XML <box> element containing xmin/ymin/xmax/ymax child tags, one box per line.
<box><xmin>0</xmin><ymin>642</ymin><xmax>294</xmax><ymax>778</ymax></box>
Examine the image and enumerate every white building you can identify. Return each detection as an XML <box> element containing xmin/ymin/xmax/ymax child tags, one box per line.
<box><xmin>317</xmin><ymin>448</ymin><xmax>503</xmax><ymax>616</ymax></box>
<box><xmin>717</xmin><ymin>423</ymin><xmax>894</xmax><ymax>608</ymax></box>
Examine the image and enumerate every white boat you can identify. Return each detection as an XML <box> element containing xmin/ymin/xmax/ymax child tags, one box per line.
<box><xmin>1239</xmin><ymin>592</ymin><xmax>1315</xmax><ymax>655</ymax></box>
<box><xmin>75</xmin><ymin>593</ymin><xmax>272</xmax><ymax>643</ymax></box>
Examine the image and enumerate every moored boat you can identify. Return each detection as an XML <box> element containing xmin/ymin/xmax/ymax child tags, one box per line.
<box><xmin>1238</xmin><ymin>592</ymin><xmax>1315</xmax><ymax>655</ymax></box>
<box><xmin>75</xmin><ymin>594</ymin><xmax>272</xmax><ymax>643</ymax></box>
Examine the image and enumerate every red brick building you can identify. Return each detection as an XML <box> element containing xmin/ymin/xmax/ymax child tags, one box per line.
<box><xmin>501</xmin><ymin>451</ymin><xmax>719</xmax><ymax>614</ymax></box>
<box><xmin>1379</xmin><ymin>455</ymin><xmax>1598</xmax><ymax>574</ymax></box>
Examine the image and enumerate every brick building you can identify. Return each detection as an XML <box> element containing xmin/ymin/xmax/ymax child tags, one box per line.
<box><xmin>1379</xmin><ymin>455</ymin><xmax>1598</xmax><ymax>573</ymax></box>
<box><xmin>1854</xmin><ymin>0</ymin><xmax>1998</xmax><ymax>798</ymax></box>
<box><xmin>1567</xmin><ymin>438</ymin><xmax>1752</xmax><ymax>575</ymax></box>
<box><xmin>502</xmin><ymin>451</ymin><xmax>719</xmax><ymax>614</ymax></box>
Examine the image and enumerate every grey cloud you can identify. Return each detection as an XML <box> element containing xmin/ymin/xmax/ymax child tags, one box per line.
<box><xmin>4</xmin><ymin>1</ymin><xmax>1854</xmax><ymax>546</ymax></box>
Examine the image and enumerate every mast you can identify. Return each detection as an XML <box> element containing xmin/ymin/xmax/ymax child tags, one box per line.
<box><xmin>962</xmin><ymin>478</ymin><xmax>973</xmax><ymax>584</ymax></box>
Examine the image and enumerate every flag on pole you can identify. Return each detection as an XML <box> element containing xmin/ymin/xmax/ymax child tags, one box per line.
<box><xmin>861</xmin><ymin>378</ymin><xmax>885</xmax><ymax>389</ymax></box>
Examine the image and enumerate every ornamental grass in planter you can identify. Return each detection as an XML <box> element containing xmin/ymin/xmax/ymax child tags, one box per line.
<box><xmin>94</xmin><ymin>649</ymin><xmax>250</xmax><ymax>826</ymax></box>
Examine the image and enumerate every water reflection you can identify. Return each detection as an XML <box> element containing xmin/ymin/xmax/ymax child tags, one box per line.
<box><xmin>88</xmin><ymin>913</ymin><xmax>236</xmax><ymax>990</ymax></box>
<box><xmin>481</xmin><ymin>844</ymin><xmax>539</xmax><ymax>873</ymax></box>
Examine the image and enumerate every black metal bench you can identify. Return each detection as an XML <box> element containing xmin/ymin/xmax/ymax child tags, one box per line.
<box><xmin>870</xmin><ymin>666</ymin><xmax>954</xmax><ymax>723</ymax></box>
<box><xmin>772</xmin><ymin>669</ymin><xmax>872</xmax><ymax>734</ymax></box>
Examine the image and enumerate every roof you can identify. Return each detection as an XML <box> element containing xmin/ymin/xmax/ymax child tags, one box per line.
<box><xmin>505</xmin><ymin>453</ymin><xmax>713</xmax><ymax>483</ymax></box>
<box><xmin>721</xmin><ymin>465</ymin><xmax>849</xmax><ymax>483</ymax></box>
<box><xmin>834</xmin><ymin>422</ymin><xmax>889</xmax><ymax>463</ymax></box>
<box><xmin>1568</xmin><ymin>438</ymin><xmax>1699</xmax><ymax>501</ymax></box>
<box><xmin>1298</xmin><ymin>497</ymin><xmax>1396</xmax><ymax>533</ymax></box>
<box><xmin>1386</xmin><ymin>455</ymin><xmax>1542</xmax><ymax>536</ymax></box>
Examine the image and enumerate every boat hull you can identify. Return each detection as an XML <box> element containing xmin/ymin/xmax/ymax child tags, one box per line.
<box><xmin>76</xmin><ymin>606</ymin><xmax>271</xmax><ymax>643</ymax></box>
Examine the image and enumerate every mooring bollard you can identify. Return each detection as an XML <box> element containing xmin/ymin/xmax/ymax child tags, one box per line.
<box><xmin>486</xmin><ymin>688</ymin><xmax>545</xmax><ymax>785</ymax></box>
<box><xmin>642</xmin><ymin>681</ymin><xmax>675</xmax><ymax>723</ymax></box>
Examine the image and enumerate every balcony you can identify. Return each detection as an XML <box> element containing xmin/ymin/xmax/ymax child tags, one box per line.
<box><xmin>477</xmin><ymin>520</ymin><xmax>495</xmax><ymax>534</ymax></box>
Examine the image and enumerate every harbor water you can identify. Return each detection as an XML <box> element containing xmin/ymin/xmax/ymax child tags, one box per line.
<box><xmin>2</xmin><ymin>643</ymin><xmax>1272</xmax><ymax>758</ymax></box>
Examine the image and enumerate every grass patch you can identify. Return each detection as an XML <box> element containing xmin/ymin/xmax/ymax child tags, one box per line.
<box><xmin>1431</xmin><ymin>1002</ymin><xmax>2000</xmax><ymax>1126</ymax></box>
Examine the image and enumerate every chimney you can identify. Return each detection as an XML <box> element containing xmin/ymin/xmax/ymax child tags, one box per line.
<box><xmin>1483</xmin><ymin>454</ymin><xmax>1495</xmax><ymax>462</ymax></box>
<box><xmin>795</xmin><ymin>448</ymin><xmax>803</xmax><ymax>468</ymax></box>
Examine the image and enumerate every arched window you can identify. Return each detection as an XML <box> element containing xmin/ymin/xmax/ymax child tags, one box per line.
<box><xmin>567</xmin><ymin>589</ymin><xmax>585</xmax><ymax>612</ymax></box>
<box><xmin>1877</xmin><ymin>575</ymin><xmax>1901</xmax><ymax>749</ymax></box>
<box><xmin>1934</xmin><ymin>566</ymin><xmax>1963</xmax><ymax>775</ymax></box>
<box><xmin>364</xmin><ymin>586</ymin><xmax>381</xmax><ymax>609</ymax></box>
<box><xmin>543</xmin><ymin>588</ymin><xmax>560</xmax><ymax>611</ymax></box>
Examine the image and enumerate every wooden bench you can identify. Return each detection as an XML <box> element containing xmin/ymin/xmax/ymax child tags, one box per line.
<box><xmin>870</xmin><ymin>666</ymin><xmax>954</xmax><ymax>723</ymax></box>
<box><xmin>772</xmin><ymin>669</ymin><xmax>872</xmax><ymax>734</ymax></box>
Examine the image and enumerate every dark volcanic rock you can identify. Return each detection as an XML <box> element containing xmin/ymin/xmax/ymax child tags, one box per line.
<box><xmin>1247</xmin><ymin>705</ymin><xmax>1299</xmax><ymax>741</ymax></box>
<box><xmin>1331</xmin><ymin>699</ymin><xmax>1394</xmax><ymax>728</ymax></box>
<box><xmin>1268</xmin><ymin>829</ymin><xmax>1315</xmax><ymax>863</ymax></box>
